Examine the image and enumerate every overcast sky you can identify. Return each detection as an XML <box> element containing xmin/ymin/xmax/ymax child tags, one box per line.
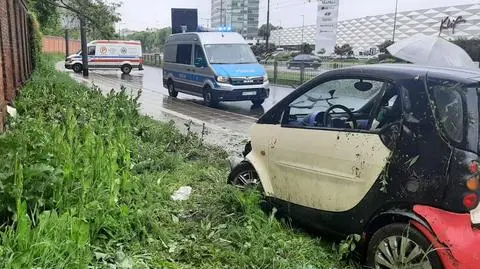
<box><xmin>116</xmin><ymin>0</ymin><xmax>479</xmax><ymax>31</ymax></box>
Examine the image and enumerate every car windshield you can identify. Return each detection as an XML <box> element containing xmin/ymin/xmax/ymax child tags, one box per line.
<box><xmin>204</xmin><ymin>44</ymin><xmax>257</xmax><ymax>64</ymax></box>
<box><xmin>294</xmin><ymin>55</ymin><xmax>315</xmax><ymax>61</ymax></box>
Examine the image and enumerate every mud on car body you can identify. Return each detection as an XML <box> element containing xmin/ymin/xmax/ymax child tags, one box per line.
<box><xmin>229</xmin><ymin>64</ymin><xmax>480</xmax><ymax>269</ymax></box>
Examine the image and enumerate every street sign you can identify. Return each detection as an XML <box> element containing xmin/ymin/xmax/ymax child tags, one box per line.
<box><xmin>315</xmin><ymin>0</ymin><xmax>339</xmax><ymax>55</ymax></box>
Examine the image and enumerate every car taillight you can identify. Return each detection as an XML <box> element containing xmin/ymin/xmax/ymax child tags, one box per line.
<box><xmin>470</xmin><ymin>161</ymin><xmax>479</xmax><ymax>174</ymax></box>
<box><xmin>463</xmin><ymin>193</ymin><xmax>479</xmax><ymax>209</ymax></box>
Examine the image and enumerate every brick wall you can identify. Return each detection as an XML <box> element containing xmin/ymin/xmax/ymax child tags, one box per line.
<box><xmin>0</xmin><ymin>0</ymin><xmax>33</xmax><ymax>130</ymax></box>
<box><xmin>43</xmin><ymin>36</ymin><xmax>81</xmax><ymax>55</ymax></box>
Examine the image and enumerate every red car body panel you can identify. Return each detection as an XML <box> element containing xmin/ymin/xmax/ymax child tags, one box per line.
<box><xmin>413</xmin><ymin>205</ymin><xmax>480</xmax><ymax>269</ymax></box>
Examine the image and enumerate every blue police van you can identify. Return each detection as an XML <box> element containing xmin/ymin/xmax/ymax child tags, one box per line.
<box><xmin>162</xmin><ymin>32</ymin><xmax>270</xmax><ymax>107</ymax></box>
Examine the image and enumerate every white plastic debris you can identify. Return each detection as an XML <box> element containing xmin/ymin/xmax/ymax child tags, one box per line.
<box><xmin>6</xmin><ymin>106</ymin><xmax>17</xmax><ymax>118</ymax></box>
<box><xmin>171</xmin><ymin>186</ymin><xmax>193</xmax><ymax>201</ymax></box>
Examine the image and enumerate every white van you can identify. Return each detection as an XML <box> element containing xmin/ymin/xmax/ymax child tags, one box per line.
<box><xmin>65</xmin><ymin>40</ymin><xmax>144</xmax><ymax>74</ymax></box>
<box><xmin>163</xmin><ymin>32</ymin><xmax>270</xmax><ymax>107</ymax></box>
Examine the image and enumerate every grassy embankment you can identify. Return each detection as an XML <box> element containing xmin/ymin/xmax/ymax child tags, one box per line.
<box><xmin>0</xmin><ymin>54</ymin><xmax>357</xmax><ymax>268</ymax></box>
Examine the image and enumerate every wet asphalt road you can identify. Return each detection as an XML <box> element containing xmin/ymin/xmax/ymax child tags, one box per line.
<box><xmin>58</xmin><ymin>63</ymin><xmax>296</xmax><ymax>134</ymax></box>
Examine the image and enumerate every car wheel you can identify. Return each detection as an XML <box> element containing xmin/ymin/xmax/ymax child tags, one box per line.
<box><xmin>251</xmin><ymin>99</ymin><xmax>265</xmax><ymax>106</ymax></box>
<box><xmin>121</xmin><ymin>64</ymin><xmax>132</xmax><ymax>75</ymax></box>
<box><xmin>366</xmin><ymin>223</ymin><xmax>442</xmax><ymax>269</ymax></box>
<box><xmin>72</xmin><ymin>63</ymin><xmax>83</xmax><ymax>73</ymax></box>
<box><xmin>167</xmin><ymin>81</ymin><xmax>178</xmax><ymax>98</ymax></box>
<box><xmin>203</xmin><ymin>86</ymin><xmax>218</xmax><ymax>107</ymax></box>
<box><xmin>228</xmin><ymin>162</ymin><xmax>262</xmax><ymax>190</ymax></box>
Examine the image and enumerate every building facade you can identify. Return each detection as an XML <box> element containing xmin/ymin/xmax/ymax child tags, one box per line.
<box><xmin>271</xmin><ymin>3</ymin><xmax>480</xmax><ymax>55</ymax></box>
<box><xmin>211</xmin><ymin>0</ymin><xmax>260</xmax><ymax>39</ymax></box>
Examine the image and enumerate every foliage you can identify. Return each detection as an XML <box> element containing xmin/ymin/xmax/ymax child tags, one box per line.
<box><xmin>317</xmin><ymin>48</ymin><xmax>326</xmax><ymax>55</ymax></box>
<box><xmin>258</xmin><ymin>23</ymin><xmax>282</xmax><ymax>39</ymax></box>
<box><xmin>125</xmin><ymin>28</ymin><xmax>172</xmax><ymax>53</ymax></box>
<box><xmin>29</xmin><ymin>0</ymin><xmax>121</xmax><ymax>40</ymax></box>
<box><xmin>377</xmin><ymin>40</ymin><xmax>394</xmax><ymax>54</ymax></box>
<box><xmin>301</xmin><ymin>43</ymin><xmax>314</xmax><ymax>54</ymax></box>
<box><xmin>334</xmin><ymin>44</ymin><xmax>354</xmax><ymax>58</ymax></box>
<box><xmin>250</xmin><ymin>43</ymin><xmax>276</xmax><ymax>56</ymax></box>
<box><xmin>0</xmin><ymin>54</ymin><xmax>357</xmax><ymax>268</ymax></box>
<box><xmin>453</xmin><ymin>38</ymin><xmax>480</xmax><ymax>62</ymax></box>
<box><xmin>28</xmin><ymin>11</ymin><xmax>43</xmax><ymax>69</ymax></box>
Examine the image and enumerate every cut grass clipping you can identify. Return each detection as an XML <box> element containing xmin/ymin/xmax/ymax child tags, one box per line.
<box><xmin>0</xmin><ymin>54</ymin><xmax>357</xmax><ymax>268</ymax></box>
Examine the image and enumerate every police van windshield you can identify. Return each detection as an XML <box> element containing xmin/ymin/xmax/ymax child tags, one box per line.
<box><xmin>204</xmin><ymin>44</ymin><xmax>257</xmax><ymax>64</ymax></box>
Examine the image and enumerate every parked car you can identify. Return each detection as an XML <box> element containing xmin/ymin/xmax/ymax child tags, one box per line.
<box><xmin>287</xmin><ymin>54</ymin><xmax>321</xmax><ymax>70</ymax></box>
<box><xmin>229</xmin><ymin>64</ymin><xmax>480</xmax><ymax>269</ymax></box>
<box><xmin>65</xmin><ymin>40</ymin><xmax>143</xmax><ymax>75</ymax></box>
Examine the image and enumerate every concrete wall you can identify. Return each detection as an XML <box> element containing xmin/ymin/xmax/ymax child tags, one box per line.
<box><xmin>0</xmin><ymin>0</ymin><xmax>33</xmax><ymax>131</ymax></box>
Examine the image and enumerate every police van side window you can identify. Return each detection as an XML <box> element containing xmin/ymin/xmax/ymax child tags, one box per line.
<box><xmin>164</xmin><ymin>45</ymin><xmax>177</xmax><ymax>63</ymax></box>
<box><xmin>176</xmin><ymin>44</ymin><xmax>192</xmax><ymax>65</ymax></box>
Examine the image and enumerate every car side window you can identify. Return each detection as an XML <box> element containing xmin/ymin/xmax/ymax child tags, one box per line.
<box><xmin>283</xmin><ymin>78</ymin><xmax>386</xmax><ymax>131</ymax></box>
<box><xmin>176</xmin><ymin>44</ymin><xmax>192</xmax><ymax>65</ymax></box>
<box><xmin>87</xmin><ymin>46</ymin><xmax>96</xmax><ymax>56</ymax></box>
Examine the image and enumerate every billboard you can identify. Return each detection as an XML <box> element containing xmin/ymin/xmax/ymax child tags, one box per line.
<box><xmin>315</xmin><ymin>0</ymin><xmax>339</xmax><ymax>55</ymax></box>
<box><xmin>171</xmin><ymin>8</ymin><xmax>198</xmax><ymax>34</ymax></box>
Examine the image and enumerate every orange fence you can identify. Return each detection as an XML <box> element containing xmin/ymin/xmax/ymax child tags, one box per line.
<box><xmin>42</xmin><ymin>35</ymin><xmax>81</xmax><ymax>55</ymax></box>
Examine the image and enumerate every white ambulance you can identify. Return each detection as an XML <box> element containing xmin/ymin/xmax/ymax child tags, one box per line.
<box><xmin>65</xmin><ymin>40</ymin><xmax>144</xmax><ymax>74</ymax></box>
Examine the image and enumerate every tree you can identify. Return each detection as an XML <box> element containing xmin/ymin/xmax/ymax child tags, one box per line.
<box><xmin>317</xmin><ymin>48</ymin><xmax>326</xmax><ymax>55</ymax></box>
<box><xmin>377</xmin><ymin>40</ymin><xmax>394</xmax><ymax>54</ymax></box>
<box><xmin>125</xmin><ymin>27</ymin><xmax>172</xmax><ymax>53</ymax></box>
<box><xmin>300</xmin><ymin>43</ymin><xmax>313</xmax><ymax>54</ymax></box>
<box><xmin>258</xmin><ymin>23</ymin><xmax>282</xmax><ymax>40</ymax></box>
<box><xmin>334</xmin><ymin>44</ymin><xmax>353</xmax><ymax>58</ymax></box>
<box><xmin>453</xmin><ymin>38</ymin><xmax>480</xmax><ymax>62</ymax></box>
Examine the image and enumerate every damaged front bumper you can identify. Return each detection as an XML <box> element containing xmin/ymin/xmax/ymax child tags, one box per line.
<box><xmin>412</xmin><ymin>205</ymin><xmax>480</xmax><ymax>269</ymax></box>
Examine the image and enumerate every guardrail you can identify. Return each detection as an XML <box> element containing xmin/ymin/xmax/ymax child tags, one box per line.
<box><xmin>143</xmin><ymin>53</ymin><xmax>162</xmax><ymax>67</ymax></box>
<box><xmin>142</xmin><ymin>54</ymin><xmax>360</xmax><ymax>87</ymax></box>
<box><xmin>264</xmin><ymin>60</ymin><xmax>360</xmax><ymax>86</ymax></box>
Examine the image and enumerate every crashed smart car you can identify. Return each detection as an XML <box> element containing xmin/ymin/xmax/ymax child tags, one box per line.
<box><xmin>229</xmin><ymin>64</ymin><xmax>480</xmax><ymax>269</ymax></box>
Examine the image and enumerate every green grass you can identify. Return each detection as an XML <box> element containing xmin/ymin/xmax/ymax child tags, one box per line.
<box><xmin>0</xmin><ymin>54</ymin><xmax>358</xmax><ymax>268</ymax></box>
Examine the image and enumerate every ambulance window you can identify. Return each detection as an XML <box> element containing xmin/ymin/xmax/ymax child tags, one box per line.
<box><xmin>176</xmin><ymin>44</ymin><xmax>192</xmax><ymax>65</ymax></box>
<box><xmin>87</xmin><ymin>46</ymin><xmax>96</xmax><ymax>56</ymax></box>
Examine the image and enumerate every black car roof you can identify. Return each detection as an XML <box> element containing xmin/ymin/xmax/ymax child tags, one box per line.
<box><xmin>336</xmin><ymin>63</ymin><xmax>480</xmax><ymax>82</ymax></box>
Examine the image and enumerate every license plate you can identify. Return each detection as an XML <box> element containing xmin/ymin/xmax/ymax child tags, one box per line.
<box><xmin>471</xmin><ymin>205</ymin><xmax>480</xmax><ymax>224</ymax></box>
<box><xmin>242</xmin><ymin>91</ymin><xmax>256</xmax><ymax>96</ymax></box>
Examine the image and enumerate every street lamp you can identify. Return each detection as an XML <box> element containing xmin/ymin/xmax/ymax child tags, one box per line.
<box><xmin>301</xmin><ymin>15</ymin><xmax>305</xmax><ymax>44</ymax></box>
<box><xmin>392</xmin><ymin>0</ymin><xmax>399</xmax><ymax>42</ymax></box>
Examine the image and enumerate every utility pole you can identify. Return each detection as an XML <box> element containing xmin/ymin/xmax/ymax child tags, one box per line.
<box><xmin>392</xmin><ymin>0</ymin><xmax>399</xmax><ymax>42</ymax></box>
<box><xmin>80</xmin><ymin>17</ymin><xmax>89</xmax><ymax>77</ymax></box>
<box><xmin>301</xmin><ymin>15</ymin><xmax>305</xmax><ymax>44</ymax></box>
<box><xmin>220</xmin><ymin>0</ymin><xmax>224</xmax><ymax>26</ymax></box>
<box><xmin>265</xmin><ymin>0</ymin><xmax>270</xmax><ymax>49</ymax></box>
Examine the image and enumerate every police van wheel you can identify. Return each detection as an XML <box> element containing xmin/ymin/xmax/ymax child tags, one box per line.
<box><xmin>203</xmin><ymin>87</ymin><xmax>218</xmax><ymax>107</ymax></box>
<box><xmin>73</xmin><ymin>64</ymin><xmax>83</xmax><ymax>73</ymax></box>
<box><xmin>167</xmin><ymin>82</ymin><xmax>178</xmax><ymax>98</ymax></box>
<box><xmin>121</xmin><ymin>65</ymin><xmax>132</xmax><ymax>75</ymax></box>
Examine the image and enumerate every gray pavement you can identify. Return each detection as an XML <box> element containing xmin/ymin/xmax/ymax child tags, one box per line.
<box><xmin>56</xmin><ymin>62</ymin><xmax>295</xmax><ymax>136</ymax></box>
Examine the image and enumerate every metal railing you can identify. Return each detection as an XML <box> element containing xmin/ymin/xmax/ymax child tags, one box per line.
<box><xmin>143</xmin><ymin>53</ymin><xmax>162</xmax><ymax>67</ymax></box>
<box><xmin>264</xmin><ymin>60</ymin><xmax>360</xmax><ymax>87</ymax></box>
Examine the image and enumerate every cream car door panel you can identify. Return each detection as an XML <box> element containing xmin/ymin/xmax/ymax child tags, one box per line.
<box><xmin>247</xmin><ymin>124</ymin><xmax>276</xmax><ymax>195</ymax></box>
<box><xmin>268</xmin><ymin>125</ymin><xmax>391</xmax><ymax>212</ymax></box>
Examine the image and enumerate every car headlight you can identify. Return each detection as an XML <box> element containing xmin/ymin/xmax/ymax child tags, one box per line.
<box><xmin>216</xmin><ymin>76</ymin><xmax>230</xmax><ymax>83</ymax></box>
<box><xmin>263</xmin><ymin>74</ymin><xmax>269</xmax><ymax>83</ymax></box>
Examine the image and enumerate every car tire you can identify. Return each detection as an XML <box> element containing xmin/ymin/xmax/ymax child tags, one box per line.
<box><xmin>228</xmin><ymin>161</ymin><xmax>262</xmax><ymax>190</ymax></box>
<box><xmin>121</xmin><ymin>64</ymin><xmax>132</xmax><ymax>75</ymax></box>
<box><xmin>72</xmin><ymin>63</ymin><xmax>83</xmax><ymax>73</ymax></box>
<box><xmin>203</xmin><ymin>86</ymin><xmax>218</xmax><ymax>107</ymax></box>
<box><xmin>251</xmin><ymin>99</ymin><xmax>265</xmax><ymax>106</ymax></box>
<box><xmin>366</xmin><ymin>223</ymin><xmax>443</xmax><ymax>269</ymax></box>
<box><xmin>167</xmin><ymin>81</ymin><xmax>178</xmax><ymax>98</ymax></box>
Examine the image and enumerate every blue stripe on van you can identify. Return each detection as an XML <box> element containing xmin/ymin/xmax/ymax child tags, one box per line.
<box><xmin>165</xmin><ymin>69</ymin><xmax>217</xmax><ymax>87</ymax></box>
<box><xmin>71</xmin><ymin>55</ymin><xmax>138</xmax><ymax>60</ymax></box>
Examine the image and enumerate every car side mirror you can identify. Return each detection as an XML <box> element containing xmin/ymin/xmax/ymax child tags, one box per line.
<box><xmin>194</xmin><ymin>58</ymin><xmax>206</xmax><ymax>68</ymax></box>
